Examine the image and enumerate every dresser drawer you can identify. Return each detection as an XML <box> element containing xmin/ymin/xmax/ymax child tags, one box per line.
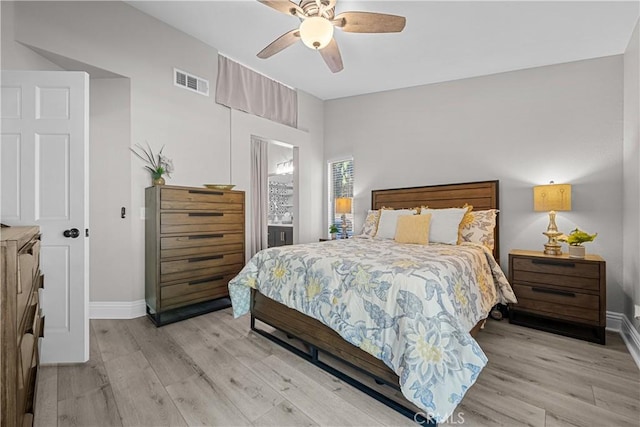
<box><xmin>160</xmin><ymin>212</ymin><xmax>244</xmax><ymax>234</ymax></box>
<box><xmin>161</xmin><ymin>188</ymin><xmax>244</xmax><ymax>210</ymax></box>
<box><xmin>512</xmin><ymin>257</ymin><xmax>599</xmax><ymax>279</ymax></box>
<box><xmin>161</xmin><ymin>252</ymin><xmax>244</xmax><ymax>275</ymax></box>
<box><xmin>160</xmin><ymin>273</ymin><xmax>236</xmax><ymax>310</ymax></box>
<box><xmin>512</xmin><ymin>284</ymin><xmax>598</xmax><ymax>309</ymax></box>
<box><xmin>161</xmin><ymin>233</ymin><xmax>244</xmax><ymax>259</ymax></box>
<box><xmin>160</xmin><ymin>261</ymin><xmax>244</xmax><ymax>285</ymax></box>
<box><xmin>512</xmin><ymin>270</ymin><xmax>599</xmax><ymax>291</ymax></box>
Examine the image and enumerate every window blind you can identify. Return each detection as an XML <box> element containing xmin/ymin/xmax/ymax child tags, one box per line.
<box><xmin>328</xmin><ymin>159</ymin><xmax>354</xmax><ymax>237</ymax></box>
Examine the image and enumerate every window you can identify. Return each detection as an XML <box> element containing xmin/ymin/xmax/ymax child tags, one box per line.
<box><xmin>328</xmin><ymin>159</ymin><xmax>354</xmax><ymax>237</ymax></box>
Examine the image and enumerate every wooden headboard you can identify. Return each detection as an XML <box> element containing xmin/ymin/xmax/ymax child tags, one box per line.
<box><xmin>371</xmin><ymin>180</ymin><xmax>500</xmax><ymax>260</ymax></box>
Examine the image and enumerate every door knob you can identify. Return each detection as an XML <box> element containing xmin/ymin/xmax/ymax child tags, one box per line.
<box><xmin>63</xmin><ymin>228</ymin><xmax>80</xmax><ymax>238</ymax></box>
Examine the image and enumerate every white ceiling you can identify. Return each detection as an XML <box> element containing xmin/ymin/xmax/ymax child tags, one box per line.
<box><xmin>127</xmin><ymin>1</ymin><xmax>639</xmax><ymax>100</ymax></box>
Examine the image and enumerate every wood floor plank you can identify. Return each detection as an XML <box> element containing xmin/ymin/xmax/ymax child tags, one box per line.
<box><xmin>480</xmin><ymin>322</ymin><xmax>639</xmax><ymax>378</ymax></box>
<box><xmin>125</xmin><ymin>317</ymin><xmax>201</xmax><ymax>387</ymax></box>
<box><xmin>57</xmin><ymin>384</ymin><xmax>122</xmax><ymax>427</ymax></box>
<box><xmin>292</xmin><ymin>357</ymin><xmax>415</xmax><ymax>427</ymax></box>
<box><xmin>198</xmin><ymin>360</ymin><xmax>284</xmax><ymax>422</ymax></box>
<box><xmin>249</xmin><ymin>354</ymin><xmax>385</xmax><ymax>427</ymax></box>
<box><xmin>103</xmin><ymin>350</ymin><xmax>186</xmax><ymax>426</ymax></box>
<box><xmin>92</xmin><ymin>319</ymin><xmax>140</xmax><ymax>363</ymax></box>
<box><xmin>57</xmin><ymin>359</ymin><xmax>109</xmax><ymax>402</ymax></box>
<box><xmin>458</xmin><ymin>381</ymin><xmax>546</xmax><ymax>427</ymax></box>
<box><xmin>479</xmin><ymin>365</ymin><xmax>638</xmax><ymax>427</ymax></box>
<box><xmin>165</xmin><ymin>373</ymin><xmax>252</xmax><ymax>426</ymax></box>
<box><xmin>33</xmin><ymin>366</ymin><xmax>58</xmax><ymax>427</ymax></box>
<box><xmin>592</xmin><ymin>385</ymin><xmax>640</xmax><ymax>421</ymax></box>
<box><xmin>252</xmin><ymin>401</ymin><xmax>318</xmax><ymax>427</ymax></box>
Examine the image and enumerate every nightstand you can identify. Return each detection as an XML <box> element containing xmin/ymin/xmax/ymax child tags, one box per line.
<box><xmin>508</xmin><ymin>250</ymin><xmax>606</xmax><ymax>344</ymax></box>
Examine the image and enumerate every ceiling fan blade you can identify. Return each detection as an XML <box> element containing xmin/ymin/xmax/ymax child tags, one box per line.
<box><xmin>258</xmin><ymin>0</ymin><xmax>305</xmax><ymax>17</ymax></box>
<box><xmin>333</xmin><ymin>11</ymin><xmax>406</xmax><ymax>33</ymax></box>
<box><xmin>257</xmin><ymin>29</ymin><xmax>300</xmax><ymax>59</ymax></box>
<box><xmin>319</xmin><ymin>38</ymin><xmax>343</xmax><ymax>73</ymax></box>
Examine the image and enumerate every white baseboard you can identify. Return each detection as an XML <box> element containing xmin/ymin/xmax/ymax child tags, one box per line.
<box><xmin>90</xmin><ymin>299</ymin><xmax>146</xmax><ymax>319</ymax></box>
<box><xmin>607</xmin><ymin>311</ymin><xmax>640</xmax><ymax>370</ymax></box>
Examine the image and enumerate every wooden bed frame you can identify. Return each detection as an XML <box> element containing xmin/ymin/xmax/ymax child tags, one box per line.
<box><xmin>250</xmin><ymin>180</ymin><xmax>500</xmax><ymax>422</ymax></box>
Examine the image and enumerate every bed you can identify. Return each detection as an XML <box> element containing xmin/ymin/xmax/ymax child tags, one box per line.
<box><xmin>228</xmin><ymin>180</ymin><xmax>516</xmax><ymax>423</ymax></box>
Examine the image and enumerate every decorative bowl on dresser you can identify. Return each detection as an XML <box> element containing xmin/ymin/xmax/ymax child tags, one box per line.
<box><xmin>1</xmin><ymin>226</ymin><xmax>44</xmax><ymax>426</ymax></box>
<box><xmin>508</xmin><ymin>249</ymin><xmax>606</xmax><ymax>344</ymax></box>
<box><xmin>145</xmin><ymin>185</ymin><xmax>245</xmax><ymax>326</ymax></box>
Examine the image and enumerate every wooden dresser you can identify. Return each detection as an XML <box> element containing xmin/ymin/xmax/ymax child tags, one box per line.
<box><xmin>145</xmin><ymin>186</ymin><xmax>245</xmax><ymax>326</ymax></box>
<box><xmin>1</xmin><ymin>226</ymin><xmax>44</xmax><ymax>426</ymax></box>
<box><xmin>508</xmin><ymin>249</ymin><xmax>606</xmax><ymax>344</ymax></box>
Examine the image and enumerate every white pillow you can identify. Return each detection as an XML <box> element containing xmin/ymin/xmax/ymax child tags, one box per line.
<box><xmin>420</xmin><ymin>207</ymin><xmax>468</xmax><ymax>244</ymax></box>
<box><xmin>375</xmin><ymin>209</ymin><xmax>415</xmax><ymax>239</ymax></box>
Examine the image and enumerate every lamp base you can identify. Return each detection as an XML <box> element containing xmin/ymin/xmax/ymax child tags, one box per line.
<box><xmin>543</xmin><ymin>242</ymin><xmax>563</xmax><ymax>256</ymax></box>
<box><xmin>542</xmin><ymin>229</ymin><xmax>563</xmax><ymax>256</ymax></box>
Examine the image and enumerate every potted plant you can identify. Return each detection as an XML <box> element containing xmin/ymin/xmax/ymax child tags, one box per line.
<box><xmin>558</xmin><ymin>228</ymin><xmax>597</xmax><ymax>258</ymax></box>
<box><xmin>130</xmin><ymin>142</ymin><xmax>174</xmax><ymax>186</ymax></box>
<box><xmin>329</xmin><ymin>224</ymin><xmax>339</xmax><ymax>240</ymax></box>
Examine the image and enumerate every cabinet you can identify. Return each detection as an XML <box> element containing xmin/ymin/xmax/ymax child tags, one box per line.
<box><xmin>508</xmin><ymin>250</ymin><xmax>606</xmax><ymax>344</ymax></box>
<box><xmin>268</xmin><ymin>226</ymin><xmax>293</xmax><ymax>248</ymax></box>
<box><xmin>145</xmin><ymin>186</ymin><xmax>245</xmax><ymax>326</ymax></box>
<box><xmin>1</xmin><ymin>226</ymin><xmax>44</xmax><ymax>426</ymax></box>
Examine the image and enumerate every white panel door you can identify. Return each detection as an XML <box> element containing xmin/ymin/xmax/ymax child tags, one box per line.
<box><xmin>1</xmin><ymin>71</ymin><xmax>89</xmax><ymax>363</ymax></box>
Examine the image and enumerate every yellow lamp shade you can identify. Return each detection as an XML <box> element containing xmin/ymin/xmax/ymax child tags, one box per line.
<box><xmin>533</xmin><ymin>184</ymin><xmax>572</xmax><ymax>212</ymax></box>
<box><xmin>335</xmin><ymin>197</ymin><xmax>352</xmax><ymax>214</ymax></box>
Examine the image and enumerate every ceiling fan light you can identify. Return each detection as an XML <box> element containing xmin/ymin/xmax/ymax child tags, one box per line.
<box><xmin>299</xmin><ymin>16</ymin><xmax>334</xmax><ymax>50</ymax></box>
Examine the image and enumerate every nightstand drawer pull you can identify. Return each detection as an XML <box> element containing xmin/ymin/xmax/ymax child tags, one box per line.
<box><xmin>188</xmin><ymin>234</ymin><xmax>223</xmax><ymax>240</ymax></box>
<box><xmin>531</xmin><ymin>287</ymin><xmax>576</xmax><ymax>297</ymax></box>
<box><xmin>531</xmin><ymin>259</ymin><xmax>575</xmax><ymax>268</ymax></box>
<box><xmin>188</xmin><ymin>212</ymin><xmax>223</xmax><ymax>217</ymax></box>
<box><xmin>189</xmin><ymin>276</ymin><xmax>224</xmax><ymax>286</ymax></box>
<box><xmin>189</xmin><ymin>189</ymin><xmax>223</xmax><ymax>196</ymax></box>
<box><xmin>188</xmin><ymin>255</ymin><xmax>224</xmax><ymax>263</ymax></box>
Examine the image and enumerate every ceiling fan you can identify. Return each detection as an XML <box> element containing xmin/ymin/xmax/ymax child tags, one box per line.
<box><xmin>256</xmin><ymin>0</ymin><xmax>406</xmax><ymax>73</ymax></box>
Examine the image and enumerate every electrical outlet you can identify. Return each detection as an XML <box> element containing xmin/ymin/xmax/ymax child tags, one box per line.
<box><xmin>635</xmin><ymin>304</ymin><xmax>640</xmax><ymax>320</ymax></box>
<box><xmin>140</xmin><ymin>207</ymin><xmax>146</xmax><ymax>220</ymax></box>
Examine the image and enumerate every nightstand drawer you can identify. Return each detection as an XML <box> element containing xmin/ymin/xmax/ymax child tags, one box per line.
<box><xmin>514</xmin><ymin>298</ymin><xmax>599</xmax><ymax>323</ymax></box>
<box><xmin>512</xmin><ymin>257</ymin><xmax>600</xmax><ymax>278</ymax></box>
<box><xmin>512</xmin><ymin>284</ymin><xmax>599</xmax><ymax>309</ymax></box>
<box><xmin>512</xmin><ymin>270</ymin><xmax>600</xmax><ymax>291</ymax></box>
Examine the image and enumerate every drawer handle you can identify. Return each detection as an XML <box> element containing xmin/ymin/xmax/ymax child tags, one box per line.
<box><xmin>189</xmin><ymin>189</ymin><xmax>223</xmax><ymax>196</ymax></box>
<box><xmin>188</xmin><ymin>212</ymin><xmax>223</xmax><ymax>217</ymax></box>
<box><xmin>189</xmin><ymin>276</ymin><xmax>224</xmax><ymax>286</ymax></box>
<box><xmin>531</xmin><ymin>259</ymin><xmax>575</xmax><ymax>268</ymax></box>
<box><xmin>531</xmin><ymin>287</ymin><xmax>576</xmax><ymax>297</ymax></box>
<box><xmin>188</xmin><ymin>234</ymin><xmax>224</xmax><ymax>240</ymax></box>
<box><xmin>188</xmin><ymin>255</ymin><xmax>223</xmax><ymax>263</ymax></box>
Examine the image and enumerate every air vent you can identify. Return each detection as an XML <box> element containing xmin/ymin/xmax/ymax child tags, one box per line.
<box><xmin>174</xmin><ymin>68</ymin><xmax>209</xmax><ymax>96</ymax></box>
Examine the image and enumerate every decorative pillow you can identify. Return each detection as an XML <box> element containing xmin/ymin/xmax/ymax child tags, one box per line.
<box><xmin>375</xmin><ymin>209</ymin><xmax>416</xmax><ymax>239</ymax></box>
<box><xmin>359</xmin><ymin>210</ymin><xmax>381</xmax><ymax>238</ymax></box>
<box><xmin>420</xmin><ymin>206</ymin><xmax>470</xmax><ymax>244</ymax></box>
<box><xmin>395</xmin><ymin>214</ymin><xmax>431</xmax><ymax>245</ymax></box>
<box><xmin>458</xmin><ymin>209</ymin><xmax>498</xmax><ymax>250</ymax></box>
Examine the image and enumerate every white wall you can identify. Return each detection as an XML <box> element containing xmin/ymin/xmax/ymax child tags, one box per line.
<box><xmin>89</xmin><ymin>78</ymin><xmax>133</xmax><ymax>302</ymax></box>
<box><xmin>1</xmin><ymin>1</ymin><xmax>325</xmax><ymax>303</ymax></box>
<box><xmin>623</xmin><ymin>19</ymin><xmax>640</xmax><ymax>332</ymax></box>
<box><xmin>325</xmin><ymin>56</ymin><xmax>626</xmax><ymax>313</ymax></box>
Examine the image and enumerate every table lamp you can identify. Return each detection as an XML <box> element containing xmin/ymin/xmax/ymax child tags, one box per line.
<box><xmin>335</xmin><ymin>197</ymin><xmax>352</xmax><ymax>239</ymax></box>
<box><xmin>533</xmin><ymin>182</ymin><xmax>572</xmax><ymax>255</ymax></box>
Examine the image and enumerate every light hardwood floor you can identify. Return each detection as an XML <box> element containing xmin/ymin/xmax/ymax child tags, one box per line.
<box><xmin>34</xmin><ymin>309</ymin><xmax>639</xmax><ymax>426</ymax></box>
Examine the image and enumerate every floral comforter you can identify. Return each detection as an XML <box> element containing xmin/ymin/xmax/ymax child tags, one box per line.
<box><xmin>228</xmin><ymin>238</ymin><xmax>516</xmax><ymax>422</ymax></box>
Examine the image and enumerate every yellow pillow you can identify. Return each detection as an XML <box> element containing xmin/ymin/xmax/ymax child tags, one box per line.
<box><xmin>395</xmin><ymin>214</ymin><xmax>431</xmax><ymax>245</ymax></box>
